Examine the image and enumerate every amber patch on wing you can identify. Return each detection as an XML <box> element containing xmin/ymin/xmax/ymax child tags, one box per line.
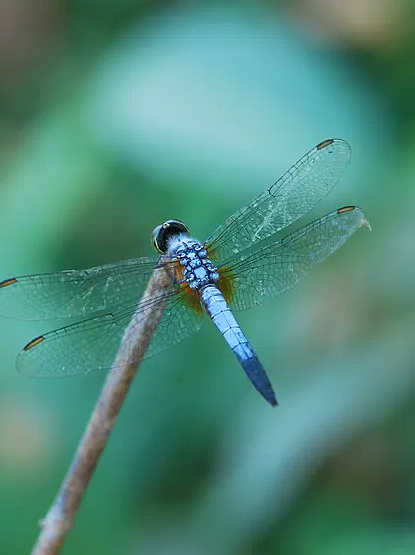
<box><xmin>173</xmin><ymin>261</ymin><xmax>203</xmax><ymax>315</ymax></box>
<box><xmin>180</xmin><ymin>283</ymin><xmax>204</xmax><ymax>315</ymax></box>
<box><xmin>316</xmin><ymin>139</ymin><xmax>334</xmax><ymax>150</ymax></box>
<box><xmin>337</xmin><ymin>206</ymin><xmax>355</xmax><ymax>214</ymax></box>
<box><xmin>217</xmin><ymin>266</ymin><xmax>235</xmax><ymax>304</ymax></box>
<box><xmin>0</xmin><ymin>277</ymin><xmax>17</xmax><ymax>288</ymax></box>
<box><xmin>23</xmin><ymin>336</ymin><xmax>45</xmax><ymax>351</ymax></box>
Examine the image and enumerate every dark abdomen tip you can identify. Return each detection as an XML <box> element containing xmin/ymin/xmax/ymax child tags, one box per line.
<box><xmin>241</xmin><ymin>357</ymin><xmax>278</xmax><ymax>407</ymax></box>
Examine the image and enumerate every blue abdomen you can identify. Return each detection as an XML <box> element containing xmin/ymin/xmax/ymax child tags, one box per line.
<box><xmin>200</xmin><ymin>285</ymin><xmax>277</xmax><ymax>407</ymax></box>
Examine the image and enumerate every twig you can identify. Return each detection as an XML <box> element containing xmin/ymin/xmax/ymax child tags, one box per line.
<box><xmin>30</xmin><ymin>259</ymin><xmax>171</xmax><ymax>555</ymax></box>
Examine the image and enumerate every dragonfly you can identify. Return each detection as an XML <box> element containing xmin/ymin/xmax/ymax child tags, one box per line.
<box><xmin>0</xmin><ymin>139</ymin><xmax>370</xmax><ymax>407</ymax></box>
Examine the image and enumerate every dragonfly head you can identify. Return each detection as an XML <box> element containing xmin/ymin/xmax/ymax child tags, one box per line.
<box><xmin>152</xmin><ymin>219</ymin><xmax>190</xmax><ymax>253</ymax></box>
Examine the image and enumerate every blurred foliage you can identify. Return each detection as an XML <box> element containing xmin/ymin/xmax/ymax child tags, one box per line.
<box><xmin>1</xmin><ymin>1</ymin><xmax>415</xmax><ymax>554</ymax></box>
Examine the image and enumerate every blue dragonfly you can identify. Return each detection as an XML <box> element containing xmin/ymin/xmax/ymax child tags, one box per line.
<box><xmin>0</xmin><ymin>139</ymin><xmax>370</xmax><ymax>406</ymax></box>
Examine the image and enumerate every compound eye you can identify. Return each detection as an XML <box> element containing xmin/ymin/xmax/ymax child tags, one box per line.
<box><xmin>151</xmin><ymin>224</ymin><xmax>164</xmax><ymax>253</ymax></box>
<box><xmin>151</xmin><ymin>219</ymin><xmax>190</xmax><ymax>253</ymax></box>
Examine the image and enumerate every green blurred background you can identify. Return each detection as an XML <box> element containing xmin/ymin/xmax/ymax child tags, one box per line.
<box><xmin>1</xmin><ymin>1</ymin><xmax>415</xmax><ymax>554</ymax></box>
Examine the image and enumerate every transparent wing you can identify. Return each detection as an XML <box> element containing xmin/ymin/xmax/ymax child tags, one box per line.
<box><xmin>220</xmin><ymin>206</ymin><xmax>369</xmax><ymax>311</ymax></box>
<box><xmin>0</xmin><ymin>257</ymin><xmax>176</xmax><ymax>320</ymax></box>
<box><xmin>206</xmin><ymin>139</ymin><xmax>351</xmax><ymax>262</ymax></box>
<box><xmin>17</xmin><ymin>288</ymin><xmax>204</xmax><ymax>377</ymax></box>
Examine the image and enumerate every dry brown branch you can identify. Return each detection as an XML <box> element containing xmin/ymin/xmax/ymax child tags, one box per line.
<box><xmin>30</xmin><ymin>259</ymin><xmax>171</xmax><ymax>555</ymax></box>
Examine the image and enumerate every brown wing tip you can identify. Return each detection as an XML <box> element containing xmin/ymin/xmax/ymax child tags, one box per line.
<box><xmin>337</xmin><ymin>205</ymin><xmax>356</xmax><ymax>214</ymax></box>
<box><xmin>23</xmin><ymin>336</ymin><xmax>45</xmax><ymax>351</ymax></box>
<box><xmin>0</xmin><ymin>277</ymin><xmax>17</xmax><ymax>288</ymax></box>
<box><xmin>316</xmin><ymin>139</ymin><xmax>334</xmax><ymax>150</ymax></box>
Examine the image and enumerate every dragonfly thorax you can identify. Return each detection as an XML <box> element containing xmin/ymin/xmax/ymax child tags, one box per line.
<box><xmin>170</xmin><ymin>237</ymin><xmax>219</xmax><ymax>290</ymax></box>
